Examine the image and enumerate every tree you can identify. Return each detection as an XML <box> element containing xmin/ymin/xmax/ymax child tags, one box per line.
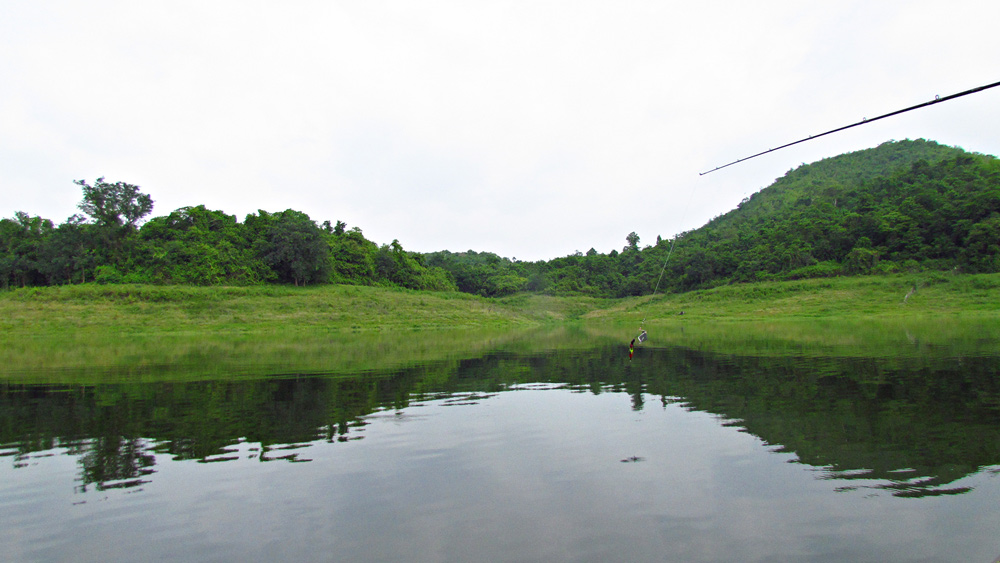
<box><xmin>330</xmin><ymin>226</ymin><xmax>376</xmax><ymax>283</ymax></box>
<box><xmin>138</xmin><ymin>206</ymin><xmax>266</xmax><ymax>284</ymax></box>
<box><xmin>76</xmin><ymin>177</ymin><xmax>154</xmax><ymax>229</ymax></box>
<box><xmin>39</xmin><ymin>214</ymin><xmax>97</xmax><ymax>284</ymax></box>
<box><xmin>843</xmin><ymin>246</ymin><xmax>880</xmax><ymax>275</ymax></box>
<box><xmin>625</xmin><ymin>232</ymin><xmax>640</xmax><ymax>252</ymax></box>
<box><xmin>74</xmin><ymin>178</ymin><xmax>154</xmax><ymax>268</ymax></box>
<box><xmin>962</xmin><ymin>214</ymin><xmax>1000</xmax><ymax>272</ymax></box>
<box><xmin>0</xmin><ymin>212</ymin><xmax>54</xmax><ymax>287</ymax></box>
<box><xmin>246</xmin><ymin>209</ymin><xmax>332</xmax><ymax>286</ymax></box>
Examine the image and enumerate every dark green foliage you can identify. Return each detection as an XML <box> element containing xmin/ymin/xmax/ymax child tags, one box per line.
<box><xmin>245</xmin><ymin>209</ymin><xmax>332</xmax><ymax>286</ymax></box>
<box><xmin>40</xmin><ymin>215</ymin><xmax>98</xmax><ymax>285</ymax></box>
<box><xmin>424</xmin><ymin>250</ymin><xmax>527</xmax><ymax>297</ymax></box>
<box><xmin>74</xmin><ymin>178</ymin><xmax>155</xmax><ymax>269</ymax></box>
<box><xmin>329</xmin><ymin>226</ymin><xmax>377</xmax><ymax>284</ymax></box>
<box><xmin>374</xmin><ymin>240</ymin><xmax>457</xmax><ymax>291</ymax></box>
<box><xmin>137</xmin><ymin>206</ymin><xmax>267</xmax><ymax>285</ymax></box>
<box><xmin>0</xmin><ymin>180</ymin><xmax>453</xmax><ymax>291</ymax></box>
<box><xmin>0</xmin><ymin>212</ymin><xmax>55</xmax><ymax>288</ymax></box>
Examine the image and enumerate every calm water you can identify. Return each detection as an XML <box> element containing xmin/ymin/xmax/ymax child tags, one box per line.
<box><xmin>3</xmin><ymin>336</ymin><xmax>1000</xmax><ymax>562</ymax></box>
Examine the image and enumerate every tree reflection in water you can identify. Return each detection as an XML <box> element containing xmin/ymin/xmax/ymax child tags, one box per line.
<box><xmin>2</xmin><ymin>343</ymin><xmax>999</xmax><ymax>498</ymax></box>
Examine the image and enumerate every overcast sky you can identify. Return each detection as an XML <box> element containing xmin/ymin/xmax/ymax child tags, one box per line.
<box><xmin>3</xmin><ymin>1</ymin><xmax>999</xmax><ymax>261</ymax></box>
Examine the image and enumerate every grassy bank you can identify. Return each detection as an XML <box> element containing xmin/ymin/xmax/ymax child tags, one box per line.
<box><xmin>3</xmin><ymin>272</ymin><xmax>999</xmax><ymax>337</ymax></box>
<box><xmin>3</xmin><ymin>272</ymin><xmax>999</xmax><ymax>381</ymax></box>
<box><xmin>0</xmin><ymin>283</ymin><xmax>606</xmax><ymax>336</ymax></box>
<box><xmin>0</xmin><ymin>284</ymin><xmax>610</xmax><ymax>381</ymax></box>
<box><xmin>6</xmin><ymin>271</ymin><xmax>998</xmax><ymax>330</ymax></box>
<box><xmin>582</xmin><ymin>272</ymin><xmax>1000</xmax><ymax>360</ymax></box>
<box><xmin>591</xmin><ymin>271</ymin><xmax>1000</xmax><ymax>323</ymax></box>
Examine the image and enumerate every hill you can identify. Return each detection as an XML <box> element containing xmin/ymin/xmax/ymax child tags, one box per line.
<box><xmin>3</xmin><ymin>139</ymin><xmax>998</xmax><ymax>298</ymax></box>
<box><xmin>656</xmin><ymin>139</ymin><xmax>1000</xmax><ymax>290</ymax></box>
<box><xmin>478</xmin><ymin>139</ymin><xmax>1000</xmax><ymax>297</ymax></box>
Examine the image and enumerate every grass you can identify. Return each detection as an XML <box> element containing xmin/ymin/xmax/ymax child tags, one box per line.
<box><xmin>587</xmin><ymin>272</ymin><xmax>1000</xmax><ymax>323</ymax></box>
<box><xmin>580</xmin><ymin>272</ymin><xmax>1000</xmax><ymax>359</ymax></box>
<box><xmin>0</xmin><ymin>283</ymin><xmax>603</xmax><ymax>336</ymax></box>
<box><xmin>4</xmin><ymin>273</ymin><xmax>999</xmax><ymax>339</ymax></box>
<box><xmin>0</xmin><ymin>284</ymin><xmax>613</xmax><ymax>382</ymax></box>
<box><xmin>3</xmin><ymin>272</ymin><xmax>1000</xmax><ymax>382</ymax></box>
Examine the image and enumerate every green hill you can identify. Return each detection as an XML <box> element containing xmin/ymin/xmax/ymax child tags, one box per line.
<box><xmin>460</xmin><ymin>138</ymin><xmax>1000</xmax><ymax>297</ymax></box>
<box><xmin>639</xmin><ymin>139</ymin><xmax>1000</xmax><ymax>292</ymax></box>
<box><xmin>725</xmin><ymin>138</ymin><xmax>969</xmax><ymax>222</ymax></box>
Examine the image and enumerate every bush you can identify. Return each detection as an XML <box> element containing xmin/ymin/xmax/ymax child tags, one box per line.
<box><xmin>780</xmin><ymin>261</ymin><xmax>841</xmax><ymax>280</ymax></box>
<box><xmin>94</xmin><ymin>265</ymin><xmax>123</xmax><ymax>284</ymax></box>
<box><xmin>843</xmin><ymin>248</ymin><xmax>880</xmax><ymax>275</ymax></box>
<box><xmin>873</xmin><ymin>261</ymin><xmax>899</xmax><ymax>275</ymax></box>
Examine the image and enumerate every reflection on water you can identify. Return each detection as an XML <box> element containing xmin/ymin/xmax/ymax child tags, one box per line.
<box><xmin>3</xmin><ymin>335</ymin><xmax>1000</xmax><ymax>561</ymax></box>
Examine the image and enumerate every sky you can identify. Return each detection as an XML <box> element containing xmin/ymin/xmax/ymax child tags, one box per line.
<box><xmin>2</xmin><ymin>1</ymin><xmax>1000</xmax><ymax>262</ymax></box>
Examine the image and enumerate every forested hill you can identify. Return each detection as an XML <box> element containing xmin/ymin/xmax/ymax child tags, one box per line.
<box><xmin>713</xmin><ymin>138</ymin><xmax>970</xmax><ymax>226</ymax></box>
<box><xmin>424</xmin><ymin>139</ymin><xmax>1000</xmax><ymax>297</ymax></box>
<box><xmin>3</xmin><ymin>139</ymin><xmax>999</xmax><ymax>297</ymax></box>
<box><xmin>656</xmin><ymin>138</ymin><xmax>1000</xmax><ymax>290</ymax></box>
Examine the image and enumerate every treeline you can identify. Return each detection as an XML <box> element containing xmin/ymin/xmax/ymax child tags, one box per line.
<box><xmin>423</xmin><ymin>232</ymin><xmax>666</xmax><ymax>298</ymax></box>
<box><xmin>0</xmin><ymin>178</ymin><xmax>454</xmax><ymax>291</ymax></box>
<box><xmin>4</xmin><ymin>140</ymin><xmax>1000</xmax><ymax>296</ymax></box>
<box><xmin>428</xmin><ymin>140</ymin><xmax>1000</xmax><ymax>296</ymax></box>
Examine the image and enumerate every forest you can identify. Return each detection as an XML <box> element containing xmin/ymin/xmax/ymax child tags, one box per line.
<box><xmin>3</xmin><ymin>139</ymin><xmax>1000</xmax><ymax>297</ymax></box>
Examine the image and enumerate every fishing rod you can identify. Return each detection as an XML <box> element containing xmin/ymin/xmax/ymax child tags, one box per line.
<box><xmin>700</xmin><ymin>79</ymin><xmax>1000</xmax><ymax>176</ymax></box>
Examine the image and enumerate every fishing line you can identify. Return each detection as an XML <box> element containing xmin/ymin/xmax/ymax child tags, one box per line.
<box><xmin>630</xmin><ymin>176</ymin><xmax>699</xmax><ymax>358</ymax></box>
<box><xmin>700</xmin><ymin>79</ymin><xmax>1000</xmax><ymax>176</ymax></box>
<box><xmin>649</xmin><ymin>182</ymin><xmax>696</xmax><ymax>297</ymax></box>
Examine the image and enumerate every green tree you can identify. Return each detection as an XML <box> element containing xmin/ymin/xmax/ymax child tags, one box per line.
<box><xmin>625</xmin><ymin>231</ymin><xmax>640</xmax><ymax>252</ymax></box>
<box><xmin>962</xmin><ymin>214</ymin><xmax>1000</xmax><ymax>272</ymax></box>
<box><xmin>39</xmin><ymin>215</ymin><xmax>97</xmax><ymax>284</ymax></box>
<box><xmin>0</xmin><ymin>212</ymin><xmax>54</xmax><ymax>288</ymax></box>
<box><xmin>138</xmin><ymin>206</ymin><xmax>267</xmax><ymax>284</ymax></box>
<box><xmin>76</xmin><ymin>177</ymin><xmax>154</xmax><ymax>229</ymax></box>
<box><xmin>74</xmin><ymin>177</ymin><xmax>154</xmax><ymax>268</ymax></box>
<box><xmin>246</xmin><ymin>209</ymin><xmax>332</xmax><ymax>286</ymax></box>
<box><xmin>330</xmin><ymin>226</ymin><xmax>377</xmax><ymax>283</ymax></box>
<box><xmin>843</xmin><ymin>246</ymin><xmax>880</xmax><ymax>275</ymax></box>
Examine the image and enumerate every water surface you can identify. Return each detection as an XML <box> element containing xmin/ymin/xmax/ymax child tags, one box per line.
<box><xmin>3</xmin><ymin>327</ymin><xmax>1000</xmax><ymax>562</ymax></box>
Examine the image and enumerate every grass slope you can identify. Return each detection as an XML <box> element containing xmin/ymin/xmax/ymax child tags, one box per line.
<box><xmin>0</xmin><ymin>283</ymin><xmax>606</xmax><ymax>336</ymax></box>
<box><xmin>2</xmin><ymin>274</ymin><xmax>998</xmax><ymax>382</ymax></box>
<box><xmin>591</xmin><ymin>272</ymin><xmax>1000</xmax><ymax>322</ymax></box>
<box><xmin>3</xmin><ymin>273</ymin><xmax>998</xmax><ymax>337</ymax></box>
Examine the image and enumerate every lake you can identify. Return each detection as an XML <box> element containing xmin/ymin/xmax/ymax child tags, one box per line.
<box><xmin>3</xmin><ymin>323</ymin><xmax>1000</xmax><ymax>562</ymax></box>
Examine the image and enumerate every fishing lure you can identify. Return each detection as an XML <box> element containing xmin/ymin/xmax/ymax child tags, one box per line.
<box><xmin>629</xmin><ymin>329</ymin><xmax>647</xmax><ymax>360</ymax></box>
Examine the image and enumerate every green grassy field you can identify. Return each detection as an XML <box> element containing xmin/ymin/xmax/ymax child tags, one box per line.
<box><xmin>0</xmin><ymin>283</ymin><xmax>562</xmax><ymax>334</ymax></box>
<box><xmin>587</xmin><ymin>271</ymin><xmax>1000</xmax><ymax>323</ymax></box>
<box><xmin>4</xmin><ymin>272</ymin><xmax>998</xmax><ymax>335</ymax></box>
<box><xmin>3</xmin><ymin>272</ymin><xmax>999</xmax><ymax>382</ymax></box>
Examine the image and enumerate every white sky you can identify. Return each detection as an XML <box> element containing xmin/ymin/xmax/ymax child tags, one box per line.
<box><xmin>2</xmin><ymin>1</ymin><xmax>999</xmax><ymax>261</ymax></box>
